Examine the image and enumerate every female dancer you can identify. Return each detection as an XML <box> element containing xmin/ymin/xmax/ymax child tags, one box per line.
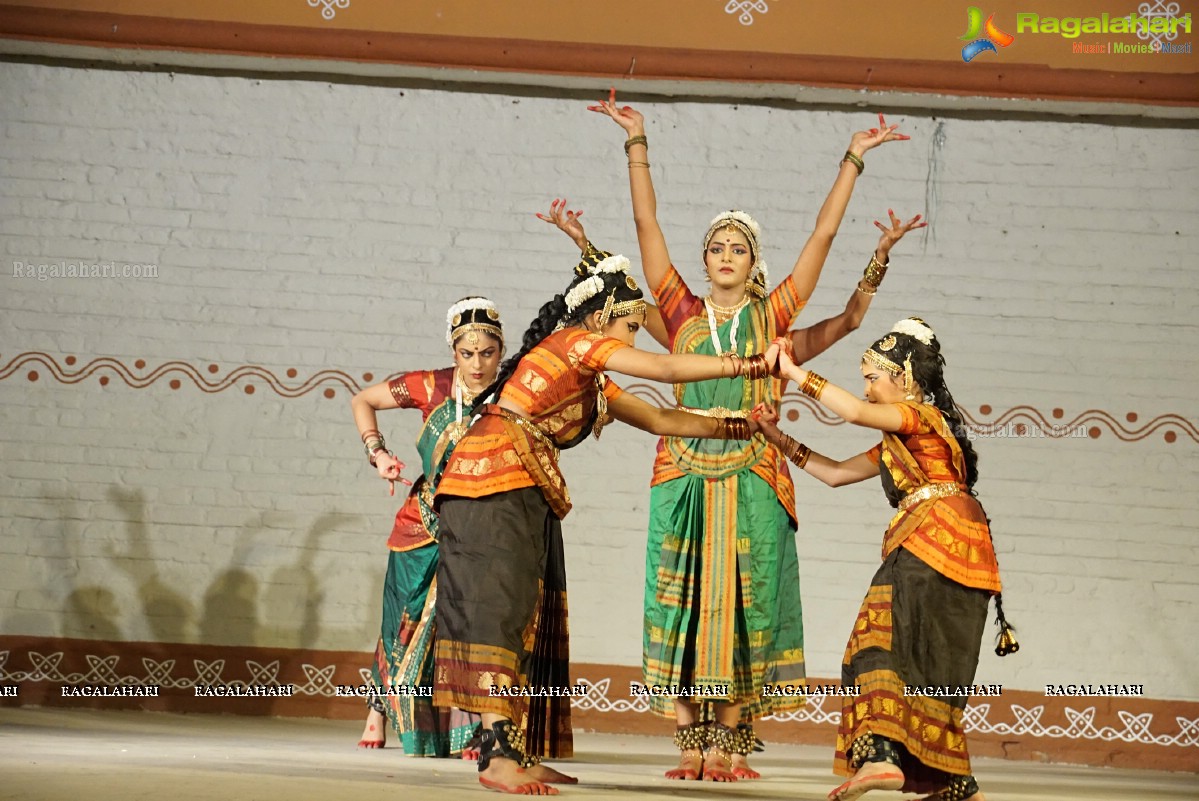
<box><xmin>590</xmin><ymin>91</ymin><xmax>913</xmax><ymax>781</ymax></box>
<box><xmin>349</xmin><ymin>298</ymin><xmax>504</xmax><ymax>756</ymax></box>
<box><xmin>432</xmin><ymin>246</ymin><xmax>780</xmax><ymax>795</ymax></box>
<box><xmin>754</xmin><ymin>318</ymin><xmax>1016</xmax><ymax>801</ymax></box>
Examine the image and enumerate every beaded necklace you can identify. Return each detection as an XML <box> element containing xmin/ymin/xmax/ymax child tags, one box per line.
<box><xmin>703</xmin><ymin>294</ymin><xmax>750</xmax><ymax>356</ymax></box>
<box><xmin>453</xmin><ymin>368</ymin><xmax>479</xmax><ymax>433</ymax></box>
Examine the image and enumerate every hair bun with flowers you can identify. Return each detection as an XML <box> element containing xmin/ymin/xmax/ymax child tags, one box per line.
<box><xmin>566</xmin><ymin>251</ymin><xmax>632</xmax><ymax>313</ymax></box>
<box><xmin>890</xmin><ymin>317</ymin><xmax>935</xmax><ymax>345</ymax></box>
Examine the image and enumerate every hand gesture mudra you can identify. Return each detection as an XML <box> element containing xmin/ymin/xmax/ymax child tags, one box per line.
<box><xmin>848</xmin><ymin>113</ymin><xmax>911</xmax><ymax>157</ymax></box>
<box><xmin>535</xmin><ymin>198</ymin><xmax>588</xmax><ymax>251</ymax></box>
<box><xmin>587</xmin><ymin>88</ymin><xmax>645</xmax><ymax>137</ymax></box>
<box><xmin>374</xmin><ymin>452</ymin><xmax>412</xmax><ymax>497</ymax></box>
<box><xmin>874</xmin><ymin>209</ymin><xmax>928</xmax><ymax>259</ymax></box>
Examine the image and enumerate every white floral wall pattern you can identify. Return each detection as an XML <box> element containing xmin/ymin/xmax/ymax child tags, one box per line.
<box><xmin>724</xmin><ymin>0</ymin><xmax>771</xmax><ymax>26</ymax></box>
<box><xmin>307</xmin><ymin>0</ymin><xmax>350</xmax><ymax>21</ymax></box>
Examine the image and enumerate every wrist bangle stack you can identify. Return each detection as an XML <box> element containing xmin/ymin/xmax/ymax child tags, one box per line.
<box><xmin>863</xmin><ymin>254</ymin><xmax>888</xmax><ymax>289</ymax></box>
<box><xmin>362</xmin><ymin>430</ymin><xmax>387</xmax><ymax>465</ymax></box>
<box><xmin>720</xmin><ymin>417</ymin><xmax>751</xmax><ymax>441</ymax></box>
<box><xmin>740</xmin><ymin>353</ymin><xmax>770</xmax><ymax>381</ymax></box>
<box><xmin>842</xmin><ymin>151</ymin><xmax>865</xmax><ymax>175</ymax></box>
<box><xmin>798</xmin><ymin>371</ymin><xmax>828</xmax><ymax>400</ymax></box>
<box><xmin>623</xmin><ymin>134</ymin><xmax>648</xmax><ymax>154</ymax></box>
<box><xmin>780</xmin><ymin>434</ymin><xmax>812</xmax><ymax>469</ymax></box>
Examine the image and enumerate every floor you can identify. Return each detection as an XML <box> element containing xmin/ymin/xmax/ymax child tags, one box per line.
<box><xmin>1</xmin><ymin>708</ymin><xmax>1195</xmax><ymax>800</ymax></box>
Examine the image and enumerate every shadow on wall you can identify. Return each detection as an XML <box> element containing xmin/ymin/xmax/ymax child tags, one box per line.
<box><xmin>8</xmin><ymin>482</ymin><xmax>367</xmax><ymax>654</ymax></box>
<box><xmin>9</xmin><ymin>489</ymin><xmax>125</xmax><ymax>641</ymax></box>
<box><xmin>260</xmin><ymin>513</ymin><xmax>356</xmax><ymax>650</ymax></box>
<box><xmin>105</xmin><ymin>486</ymin><xmax>194</xmax><ymax>643</ymax></box>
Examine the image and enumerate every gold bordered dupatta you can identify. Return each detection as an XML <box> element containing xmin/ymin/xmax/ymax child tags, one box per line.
<box><xmin>878</xmin><ymin>402</ymin><xmax>968</xmax><ymax>558</ymax></box>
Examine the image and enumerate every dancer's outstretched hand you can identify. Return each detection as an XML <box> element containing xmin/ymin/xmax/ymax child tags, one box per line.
<box><xmin>874</xmin><ymin>209</ymin><xmax>928</xmax><ymax>259</ymax></box>
<box><xmin>750</xmin><ymin>402</ymin><xmax>783</xmax><ymax>444</ymax></box>
<box><xmin>587</xmin><ymin>88</ymin><xmax>645</xmax><ymax>137</ymax></box>
<box><xmin>849</xmin><ymin>113</ymin><xmax>911</xmax><ymax>157</ymax></box>
<box><xmin>374</xmin><ymin>452</ymin><xmax>412</xmax><ymax>497</ymax></box>
<box><xmin>775</xmin><ymin>342</ymin><xmax>802</xmax><ymax>382</ymax></box>
<box><xmin>763</xmin><ymin>339</ymin><xmax>782</xmax><ymax>377</ymax></box>
<box><xmin>536</xmin><ymin>198</ymin><xmax>588</xmax><ymax>251</ymax></box>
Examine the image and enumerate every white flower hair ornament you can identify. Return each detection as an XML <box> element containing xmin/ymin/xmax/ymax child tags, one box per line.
<box><xmin>891</xmin><ymin>317</ymin><xmax>935</xmax><ymax>346</ymax></box>
<box><xmin>706</xmin><ymin>210</ymin><xmax>762</xmax><ymax>243</ymax></box>
<box><xmin>589</xmin><ymin>254</ymin><xmax>631</xmax><ymax>275</ymax></box>
<box><xmin>445</xmin><ymin>297</ymin><xmax>502</xmax><ymax>346</ymax></box>
<box><xmin>565</xmin><ymin>275</ymin><xmax>606</xmax><ymax>314</ymax></box>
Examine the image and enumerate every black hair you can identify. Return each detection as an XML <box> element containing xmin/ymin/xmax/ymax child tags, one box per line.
<box><xmin>471</xmin><ymin>249</ymin><xmax>643</xmax><ymax>449</ymax></box>
<box><xmin>865</xmin><ymin>320</ymin><xmax>980</xmax><ymax>491</ymax></box>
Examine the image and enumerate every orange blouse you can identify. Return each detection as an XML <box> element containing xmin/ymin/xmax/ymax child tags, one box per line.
<box><xmin>435</xmin><ymin>328</ymin><xmax>629</xmax><ymax>519</ymax></box>
<box><xmin>866</xmin><ymin>402</ymin><xmax>1002</xmax><ymax>592</ymax></box>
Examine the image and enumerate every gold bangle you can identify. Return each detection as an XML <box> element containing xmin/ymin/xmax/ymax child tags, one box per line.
<box><xmin>856</xmin><ymin>281</ymin><xmax>877</xmax><ymax>296</ymax></box>
<box><xmin>720</xmin><ymin>416</ymin><xmax>750</xmax><ymax>440</ymax></box>
<box><xmin>778</xmin><ymin>434</ymin><xmax>811</xmax><ymax>468</ymax></box>
<box><xmin>624</xmin><ymin>134</ymin><xmax>648</xmax><ymax>154</ymax></box>
<box><xmin>791</xmin><ymin>442</ymin><xmax>812</xmax><ymax>469</ymax></box>
<box><xmin>799</xmin><ymin>371</ymin><xmax>828</xmax><ymax>401</ymax></box>
<box><xmin>741</xmin><ymin>354</ymin><xmax>769</xmax><ymax>381</ymax></box>
<box><xmin>863</xmin><ymin>254</ymin><xmax>888</xmax><ymax>289</ymax></box>
<box><xmin>842</xmin><ymin>151</ymin><xmax>865</xmax><ymax>175</ymax></box>
<box><xmin>627</xmin><ymin>160</ymin><xmax>651</xmax><ymax>168</ymax></box>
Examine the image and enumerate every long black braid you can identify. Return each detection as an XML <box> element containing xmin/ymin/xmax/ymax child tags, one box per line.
<box><xmin>470</xmin><ymin>246</ymin><xmax>644</xmax><ymax>451</ymax></box>
<box><xmin>889</xmin><ymin>332</ymin><xmax>981</xmax><ymax>492</ymax></box>
<box><xmin>866</xmin><ymin>319</ymin><xmax>1018</xmax><ymax>657</ymax></box>
<box><xmin>473</xmin><ymin>290</ymin><xmax>569</xmax><ymax>415</ymax></box>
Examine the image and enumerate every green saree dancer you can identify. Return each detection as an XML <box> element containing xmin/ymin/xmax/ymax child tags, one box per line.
<box><xmin>590</xmin><ymin>89</ymin><xmax>912</xmax><ymax>782</ymax></box>
<box><xmin>349</xmin><ymin>297</ymin><xmax>504</xmax><ymax>755</ymax></box>
<box><xmin>644</xmin><ymin>230</ymin><xmax>806</xmax><ymax>735</ymax></box>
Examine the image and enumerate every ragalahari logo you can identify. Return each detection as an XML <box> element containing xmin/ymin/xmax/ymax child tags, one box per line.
<box><xmin>960</xmin><ymin>7</ymin><xmax>1016</xmax><ymax>61</ymax></box>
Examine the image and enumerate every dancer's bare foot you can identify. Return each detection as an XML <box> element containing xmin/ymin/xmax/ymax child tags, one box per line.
<box><xmin>357</xmin><ymin>709</ymin><xmax>386</xmax><ymax>748</ymax></box>
<box><xmin>526</xmin><ymin>763</ymin><xmax>578</xmax><ymax>784</ymax></box>
<box><xmin>701</xmin><ymin>748</ymin><xmax>738</xmax><ymax>782</ymax></box>
<box><xmin>827</xmin><ymin>760</ymin><xmax>905</xmax><ymax>801</ymax></box>
<box><xmin>730</xmin><ymin>752</ymin><xmax>761</xmax><ymax>779</ymax></box>
<box><xmin>478</xmin><ymin>756</ymin><xmax>559</xmax><ymax>795</ymax></box>
<box><xmin>664</xmin><ymin>749</ymin><xmax>703</xmax><ymax>780</ymax></box>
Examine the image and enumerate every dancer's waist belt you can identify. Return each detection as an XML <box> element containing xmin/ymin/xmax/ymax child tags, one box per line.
<box><xmin>677</xmin><ymin>405</ymin><xmax>750</xmax><ymax>419</ymax></box>
<box><xmin>483</xmin><ymin>404</ymin><xmax>560</xmax><ymax>459</ymax></box>
<box><xmin>898</xmin><ymin>482</ymin><xmax>964</xmax><ymax>512</ymax></box>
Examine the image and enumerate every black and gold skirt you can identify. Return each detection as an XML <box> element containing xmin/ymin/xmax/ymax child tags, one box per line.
<box><xmin>835</xmin><ymin>547</ymin><xmax>989</xmax><ymax>794</ymax></box>
<box><xmin>433</xmin><ymin>487</ymin><xmax>572</xmax><ymax>760</ymax></box>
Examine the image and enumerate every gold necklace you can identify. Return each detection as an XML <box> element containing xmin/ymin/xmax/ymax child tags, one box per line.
<box><xmin>455</xmin><ymin>369</ymin><xmax>478</xmax><ymax>405</ymax></box>
<box><xmin>705</xmin><ymin>294</ymin><xmax>750</xmax><ymax>321</ymax></box>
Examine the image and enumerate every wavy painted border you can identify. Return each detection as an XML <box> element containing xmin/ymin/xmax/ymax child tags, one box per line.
<box><xmin>3</xmin><ymin>352</ymin><xmax>1195</xmax><ymax>443</ymax></box>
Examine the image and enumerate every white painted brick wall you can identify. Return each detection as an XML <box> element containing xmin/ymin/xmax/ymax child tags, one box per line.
<box><xmin>1</xmin><ymin>62</ymin><xmax>1196</xmax><ymax>701</ymax></box>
